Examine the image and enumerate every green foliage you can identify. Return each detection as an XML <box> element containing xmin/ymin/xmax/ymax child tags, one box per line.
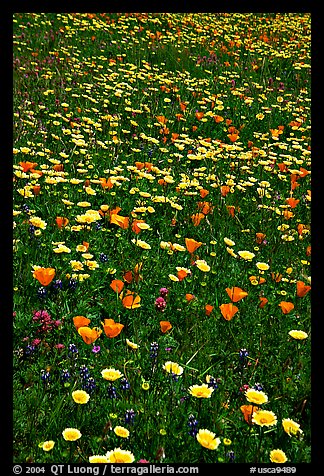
<box><xmin>13</xmin><ymin>12</ymin><xmax>311</xmax><ymax>464</ymax></box>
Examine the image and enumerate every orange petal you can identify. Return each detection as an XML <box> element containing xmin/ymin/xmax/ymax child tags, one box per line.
<box><xmin>226</xmin><ymin>287</ymin><xmax>248</xmax><ymax>302</ymax></box>
<box><xmin>185</xmin><ymin>238</ymin><xmax>202</xmax><ymax>254</ymax></box>
<box><xmin>259</xmin><ymin>297</ymin><xmax>268</xmax><ymax>308</ymax></box>
<box><xmin>110</xmin><ymin>279</ymin><xmax>124</xmax><ymax>294</ymax></box>
<box><xmin>240</xmin><ymin>405</ymin><xmax>259</xmax><ymax>424</ymax></box>
<box><xmin>78</xmin><ymin>326</ymin><xmax>101</xmax><ymax>344</ymax></box>
<box><xmin>205</xmin><ymin>304</ymin><xmax>214</xmax><ymax>316</ymax></box>
<box><xmin>219</xmin><ymin>303</ymin><xmax>239</xmax><ymax>321</ymax></box>
<box><xmin>185</xmin><ymin>293</ymin><xmax>196</xmax><ymax>302</ymax></box>
<box><xmin>103</xmin><ymin>321</ymin><xmax>124</xmax><ymax>338</ymax></box>
<box><xmin>297</xmin><ymin>281</ymin><xmax>311</xmax><ymax>298</ymax></box>
<box><xmin>279</xmin><ymin>301</ymin><xmax>294</xmax><ymax>314</ymax></box>
<box><xmin>122</xmin><ymin>291</ymin><xmax>141</xmax><ymax>309</ymax></box>
<box><xmin>73</xmin><ymin>316</ymin><xmax>91</xmax><ymax>330</ymax></box>
<box><xmin>160</xmin><ymin>321</ymin><xmax>172</xmax><ymax>333</ymax></box>
<box><xmin>33</xmin><ymin>267</ymin><xmax>56</xmax><ymax>286</ymax></box>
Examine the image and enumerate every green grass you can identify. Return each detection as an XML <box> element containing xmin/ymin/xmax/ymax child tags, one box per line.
<box><xmin>13</xmin><ymin>12</ymin><xmax>311</xmax><ymax>464</ymax></box>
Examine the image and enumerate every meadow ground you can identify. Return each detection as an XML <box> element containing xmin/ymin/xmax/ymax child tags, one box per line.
<box><xmin>13</xmin><ymin>12</ymin><xmax>311</xmax><ymax>465</ymax></box>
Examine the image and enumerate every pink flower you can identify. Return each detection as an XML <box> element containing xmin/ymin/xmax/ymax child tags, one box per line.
<box><xmin>155</xmin><ymin>296</ymin><xmax>167</xmax><ymax>312</ymax></box>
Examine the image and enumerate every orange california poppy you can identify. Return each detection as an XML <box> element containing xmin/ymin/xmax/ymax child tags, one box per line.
<box><xmin>55</xmin><ymin>217</ymin><xmax>69</xmax><ymax>229</ymax></box>
<box><xmin>306</xmin><ymin>245</ymin><xmax>311</xmax><ymax>256</ymax></box>
<box><xmin>255</xmin><ymin>233</ymin><xmax>266</xmax><ymax>244</ymax></box>
<box><xmin>282</xmin><ymin>210</ymin><xmax>294</xmax><ymax>220</ymax></box>
<box><xmin>297</xmin><ymin>223</ymin><xmax>307</xmax><ymax>235</ymax></box>
<box><xmin>179</xmin><ymin>102</ymin><xmax>187</xmax><ymax>111</ymax></box>
<box><xmin>53</xmin><ymin>163</ymin><xmax>64</xmax><ymax>172</ymax></box>
<box><xmin>19</xmin><ymin>161</ymin><xmax>38</xmax><ymax>172</ymax></box>
<box><xmin>290</xmin><ymin>174</ymin><xmax>300</xmax><ymax>191</ymax></box>
<box><xmin>78</xmin><ymin>326</ymin><xmax>102</xmax><ymax>344</ymax></box>
<box><xmin>286</xmin><ymin>197</ymin><xmax>300</xmax><ymax>208</ymax></box>
<box><xmin>185</xmin><ymin>238</ymin><xmax>202</xmax><ymax>254</ymax></box>
<box><xmin>195</xmin><ymin>112</ymin><xmax>204</xmax><ymax>121</ymax></box>
<box><xmin>226</xmin><ymin>287</ymin><xmax>248</xmax><ymax>303</ymax></box>
<box><xmin>160</xmin><ymin>321</ymin><xmax>172</xmax><ymax>333</ymax></box>
<box><xmin>33</xmin><ymin>185</ymin><xmax>41</xmax><ymax>195</ymax></box>
<box><xmin>199</xmin><ymin>188</ymin><xmax>209</xmax><ymax>198</ymax></box>
<box><xmin>177</xmin><ymin>269</ymin><xmax>189</xmax><ymax>281</ymax></box>
<box><xmin>240</xmin><ymin>405</ymin><xmax>259</xmax><ymax>424</ymax></box>
<box><xmin>156</xmin><ymin>115</ymin><xmax>167</xmax><ymax>125</ymax></box>
<box><xmin>192</xmin><ymin>125</ymin><xmax>198</xmax><ymax>132</ymax></box>
<box><xmin>205</xmin><ymin>304</ymin><xmax>214</xmax><ymax>316</ymax></box>
<box><xmin>271</xmin><ymin>272</ymin><xmax>282</xmax><ymax>283</ymax></box>
<box><xmin>99</xmin><ymin>177</ymin><xmax>114</xmax><ymax>189</ymax></box>
<box><xmin>123</xmin><ymin>270</ymin><xmax>133</xmax><ymax>283</ymax></box>
<box><xmin>219</xmin><ymin>303</ymin><xmax>239</xmax><ymax>321</ymax></box>
<box><xmin>279</xmin><ymin>301</ymin><xmax>294</xmax><ymax>314</ymax></box>
<box><xmin>33</xmin><ymin>267</ymin><xmax>56</xmax><ymax>286</ymax></box>
<box><xmin>197</xmin><ymin>201</ymin><xmax>213</xmax><ymax>215</ymax></box>
<box><xmin>220</xmin><ymin>185</ymin><xmax>231</xmax><ymax>197</ymax></box>
<box><xmin>110</xmin><ymin>213</ymin><xmax>129</xmax><ymax>229</ymax></box>
<box><xmin>299</xmin><ymin>167</ymin><xmax>310</xmax><ymax>178</ymax></box>
<box><xmin>296</xmin><ymin>281</ymin><xmax>311</xmax><ymax>298</ymax></box>
<box><xmin>121</xmin><ymin>290</ymin><xmax>141</xmax><ymax>309</ymax></box>
<box><xmin>227</xmin><ymin>133</ymin><xmax>239</xmax><ymax>142</ymax></box>
<box><xmin>185</xmin><ymin>293</ymin><xmax>196</xmax><ymax>302</ymax></box>
<box><xmin>82</xmin><ymin>241</ymin><xmax>89</xmax><ymax>251</ymax></box>
<box><xmin>226</xmin><ymin>205</ymin><xmax>236</xmax><ymax>217</ymax></box>
<box><xmin>191</xmin><ymin>213</ymin><xmax>205</xmax><ymax>226</ymax></box>
<box><xmin>127</xmin><ymin>160</ymin><xmax>138</xmax><ymax>173</ymax></box>
<box><xmin>110</xmin><ymin>279</ymin><xmax>124</xmax><ymax>294</ymax></box>
<box><xmin>259</xmin><ymin>296</ymin><xmax>268</xmax><ymax>308</ymax></box>
<box><xmin>103</xmin><ymin>319</ymin><xmax>124</xmax><ymax>338</ymax></box>
<box><xmin>123</xmin><ymin>263</ymin><xmax>143</xmax><ymax>283</ymax></box>
<box><xmin>73</xmin><ymin>316</ymin><xmax>91</xmax><ymax>330</ymax></box>
<box><xmin>214</xmin><ymin>115</ymin><xmax>224</xmax><ymax>123</ymax></box>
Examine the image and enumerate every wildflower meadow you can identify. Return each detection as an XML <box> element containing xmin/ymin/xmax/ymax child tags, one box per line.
<box><xmin>12</xmin><ymin>12</ymin><xmax>311</xmax><ymax>466</ymax></box>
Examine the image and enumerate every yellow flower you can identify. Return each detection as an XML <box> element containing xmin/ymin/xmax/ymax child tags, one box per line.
<box><xmin>89</xmin><ymin>455</ymin><xmax>109</xmax><ymax>463</ymax></box>
<box><xmin>106</xmin><ymin>448</ymin><xmax>135</xmax><ymax>463</ymax></box>
<box><xmin>269</xmin><ymin>449</ymin><xmax>288</xmax><ymax>463</ymax></box>
<box><xmin>126</xmin><ymin>338</ymin><xmax>139</xmax><ymax>350</ymax></box>
<box><xmin>76</xmin><ymin>245</ymin><xmax>88</xmax><ymax>252</ymax></box>
<box><xmin>42</xmin><ymin>440</ymin><xmax>55</xmax><ymax>451</ymax></box>
<box><xmin>142</xmin><ymin>381</ymin><xmax>150</xmax><ymax>390</ymax></box>
<box><xmin>195</xmin><ymin>259</ymin><xmax>210</xmax><ymax>272</ymax></box>
<box><xmin>282</xmin><ymin>418</ymin><xmax>303</xmax><ymax>437</ymax></box>
<box><xmin>245</xmin><ymin>389</ymin><xmax>268</xmax><ymax>405</ymax></box>
<box><xmin>252</xmin><ymin>410</ymin><xmax>277</xmax><ymax>427</ymax></box>
<box><xmin>238</xmin><ymin>250</ymin><xmax>255</xmax><ymax>261</ymax></box>
<box><xmin>223</xmin><ymin>438</ymin><xmax>232</xmax><ymax>446</ymax></box>
<box><xmin>256</xmin><ymin>262</ymin><xmax>269</xmax><ymax>271</ymax></box>
<box><xmin>163</xmin><ymin>361</ymin><xmax>184</xmax><ymax>376</ymax></box>
<box><xmin>226</xmin><ymin>247</ymin><xmax>237</xmax><ymax>258</ymax></box>
<box><xmin>101</xmin><ymin>368</ymin><xmax>123</xmax><ymax>381</ymax></box>
<box><xmin>288</xmin><ymin>330</ymin><xmax>308</xmax><ymax>340</ymax></box>
<box><xmin>132</xmin><ymin>238</ymin><xmax>151</xmax><ymax>249</ymax></box>
<box><xmin>114</xmin><ymin>426</ymin><xmax>130</xmax><ymax>438</ymax></box>
<box><xmin>53</xmin><ymin>244</ymin><xmax>71</xmax><ymax>253</ymax></box>
<box><xmin>62</xmin><ymin>428</ymin><xmax>82</xmax><ymax>441</ymax></box>
<box><xmin>189</xmin><ymin>384</ymin><xmax>214</xmax><ymax>398</ymax></box>
<box><xmin>72</xmin><ymin>390</ymin><xmax>90</xmax><ymax>404</ymax></box>
<box><xmin>224</xmin><ymin>237</ymin><xmax>235</xmax><ymax>246</ymax></box>
<box><xmin>196</xmin><ymin>429</ymin><xmax>221</xmax><ymax>450</ymax></box>
<box><xmin>29</xmin><ymin>216</ymin><xmax>47</xmax><ymax>229</ymax></box>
